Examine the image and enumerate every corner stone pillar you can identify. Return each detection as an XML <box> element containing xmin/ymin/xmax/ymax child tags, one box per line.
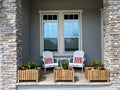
<box><xmin>103</xmin><ymin>0</ymin><xmax>120</xmax><ymax>88</ymax></box>
<box><xmin>0</xmin><ymin>0</ymin><xmax>22</xmax><ymax>90</ymax></box>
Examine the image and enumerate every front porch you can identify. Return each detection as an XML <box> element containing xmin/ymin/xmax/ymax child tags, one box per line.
<box><xmin>18</xmin><ymin>0</ymin><xmax>105</xmax><ymax>85</ymax></box>
<box><xmin>0</xmin><ymin>0</ymin><xmax>120</xmax><ymax>90</ymax></box>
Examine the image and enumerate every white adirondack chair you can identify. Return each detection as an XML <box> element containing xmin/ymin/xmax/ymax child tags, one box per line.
<box><xmin>42</xmin><ymin>51</ymin><xmax>58</xmax><ymax>72</ymax></box>
<box><xmin>69</xmin><ymin>50</ymin><xmax>85</xmax><ymax>72</ymax></box>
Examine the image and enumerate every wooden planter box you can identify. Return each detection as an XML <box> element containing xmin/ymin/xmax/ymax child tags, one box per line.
<box><xmin>85</xmin><ymin>67</ymin><xmax>109</xmax><ymax>82</ymax></box>
<box><xmin>85</xmin><ymin>67</ymin><xmax>93</xmax><ymax>79</ymax></box>
<box><xmin>18</xmin><ymin>67</ymin><xmax>41</xmax><ymax>83</ymax></box>
<box><xmin>54</xmin><ymin>67</ymin><xmax>74</xmax><ymax>82</ymax></box>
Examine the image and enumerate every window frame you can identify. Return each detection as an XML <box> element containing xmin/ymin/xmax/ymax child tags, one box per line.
<box><xmin>63</xmin><ymin>13</ymin><xmax>80</xmax><ymax>52</ymax></box>
<box><xmin>42</xmin><ymin>14</ymin><xmax>59</xmax><ymax>52</ymax></box>
<box><xmin>39</xmin><ymin>10</ymin><xmax>83</xmax><ymax>56</ymax></box>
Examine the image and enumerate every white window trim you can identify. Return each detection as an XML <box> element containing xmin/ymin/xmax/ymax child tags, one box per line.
<box><xmin>63</xmin><ymin>14</ymin><xmax>80</xmax><ymax>52</ymax></box>
<box><xmin>100</xmin><ymin>8</ymin><xmax>104</xmax><ymax>64</ymax></box>
<box><xmin>42</xmin><ymin>14</ymin><xmax>59</xmax><ymax>52</ymax></box>
<box><xmin>39</xmin><ymin>10</ymin><xmax>83</xmax><ymax>56</ymax></box>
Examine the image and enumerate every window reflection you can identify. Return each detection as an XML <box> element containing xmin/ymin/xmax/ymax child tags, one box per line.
<box><xmin>64</xmin><ymin>22</ymin><xmax>79</xmax><ymax>51</ymax></box>
<box><xmin>44</xmin><ymin>38</ymin><xmax>58</xmax><ymax>51</ymax></box>
<box><xmin>43</xmin><ymin>22</ymin><xmax>58</xmax><ymax>51</ymax></box>
<box><xmin>65</xmin><ymin>38</ymin><xmax>78</xmax><ymax>51</ymax></box>
<box><xmin>64</xmin><ymin>22</ymin><xmax>79</xmax><ymax>37</ymax></box>
<box><xmin>43</xmin><ymin>23</ymin><xmax>58</xmax><ymax>38</ymax></box>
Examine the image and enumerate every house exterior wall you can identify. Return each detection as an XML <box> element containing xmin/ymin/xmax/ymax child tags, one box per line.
<box><xmin>0</xmin><ymin>0</ymin><xmax>120</xmax><ymax>90</ymax></box>
<box><xmin>30</xmin><ymin>0</ymin><xmax>103</xmax><ymax>65</ymax></box>
<box><xmin>21</xmin><ymin>0</ymin><xmax>30</xmax><ymax>63</ymax></box>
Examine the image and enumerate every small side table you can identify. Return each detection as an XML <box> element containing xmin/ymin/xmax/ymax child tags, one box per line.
<box><xmin>56</xmin><ymin>57</ymin><xmax>71</xmax><ymax>67</ymax></box>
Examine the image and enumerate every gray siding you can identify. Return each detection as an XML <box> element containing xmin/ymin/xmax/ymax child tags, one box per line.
<box><xmin>22</xmin><ymin>0</ymin><xmax>103</xmax><ymax>65</ymax></box>
<box><xmin>22</xmin><ymin>0</ymin><xmax>30</xmax><ymax>63</ymax></box>
<box><xmin>82</xmin><ymin>8</ymin><xmax>101</xmax><ymax>65</ymax></box>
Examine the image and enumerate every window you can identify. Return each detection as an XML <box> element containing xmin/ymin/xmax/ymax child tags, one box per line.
<box><xmin>39</xmin><ymin>10</ymin><xmax>82</xmax><ymax>55</ymax></box>
<box><xmin>42</xmin><ymin>14</ymin><xmax>58</xmax><ymax>51</ymax></box>
<box><xmin>64</xmin><ymin>14</ymin><xmax>79</xmax><ymax>51</ymax></box>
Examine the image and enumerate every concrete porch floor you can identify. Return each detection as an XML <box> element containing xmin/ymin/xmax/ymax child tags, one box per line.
<box><xmin>16</xmin><ymin>68</ymin><xmax>111</xmax><ymax>86</ymax></box>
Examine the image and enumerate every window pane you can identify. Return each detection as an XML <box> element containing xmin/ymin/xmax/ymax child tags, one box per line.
<box><xmin>65</xmin><ymin>38</ymin><xmax>78</xmax><ymax>51</ymax></box>
<box><xmin>43</xmin><ymin>22</ymin><xmax>58</xmax><ymax>38</ymax></box>
<box><xmin>53</xmin><ymin>15</ymin><xmax>57</xmax><ymax>20</ymax></box>
<box><xmin>64</xmin><ymin>22</ymin><xmax>79</xmax><ymax>37</ymax></box>
<box><xmin>74</xmin><ymin>14</ymin><xmax>78</xmax><ymax>19</ymax></box>
<box><xmin>69</xmin><ymin>14</ymin><xmax>73</xmax><ymax>19</ymax></box>
<box><xmin>64</xmin><ymin>15</ymin><xmax>68</xmax><ymax>20</ymax></box>
<box><xmin>48</xmin><ymin>15</ymin><xmax>52</xmax><ymax>20</ymax></box>
<box><xmin>44</xmin><ymin>38</ymin><xmax>58</xmax><ymax>51</ymax></box>
<box><xmin>43</xmin><ymin>15</ymin><xmax>47</xmax><ymax>20</ymax></box>
<box><xmin>43</xmin><ymin>22</ymin><xmax>58</xmax><ymax>51</ymax></box>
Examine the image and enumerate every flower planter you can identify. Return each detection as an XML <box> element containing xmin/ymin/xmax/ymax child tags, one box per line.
<box><xmin>18</xmin><ymin>67</ymin><xmax>41</xmax><ymax>83</ymax></box>
<box><xmin>54</xmin><ymin>67</ymin><xmax>74</xmax><ymax>82</ymax></box>
<box><xmin>85</xmin><ymin>67</ymin><xmax>93</xmax><ymax>79</ymax></box>
<box><xmin>85</xmin><ymin>67</ymin><xmax>109</xmax><ymax>82</ymax></box>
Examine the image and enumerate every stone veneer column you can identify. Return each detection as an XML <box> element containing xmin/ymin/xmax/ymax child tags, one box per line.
<box><xmin>103</xmin><ymin>0</ymin><xmax>120</xmax><ymax>88</ymax></box>
<box><xmin>0</xmin><ymin>0</ymin><xmax>22</xmax><ymax>90</ymax></box>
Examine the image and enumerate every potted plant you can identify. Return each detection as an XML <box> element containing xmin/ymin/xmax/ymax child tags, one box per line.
<box><xmin>85</xmin><ymin>60</ymin><xmax>109</xmax><ymax>82</ymax></box>
<box><xmin>18</xmin><ymin>60</ymin><xmax>41</xmax><ymax>83</ymax></box>
<box><xmin>19</xmin><ymin>63</ymin><xmax>26</xmax><ymax>70</ymax></box>
<box><xmin>61</xmin><ymin>60</ymin><xmax>69</xmax><ymax>69</ymax></box>
<box><xmin>19</xmin><ymin>60</ymin><xmax>38</xmax><ymax>70</ymax></box>
<box><xmin>90</xmin><ymin>60</ymin><xmax>101</xmax><ymax>70</ymax></box>
<box><xmin>27</xmin><ymin>60</ymin><xmax>38</xmax><ymax>69</ymax></box>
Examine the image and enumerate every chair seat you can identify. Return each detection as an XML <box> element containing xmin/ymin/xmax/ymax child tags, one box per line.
<box><xmin>43</xmin><ymin>63</ymin><xmax>58</xmax><ymax>68</ymax></box>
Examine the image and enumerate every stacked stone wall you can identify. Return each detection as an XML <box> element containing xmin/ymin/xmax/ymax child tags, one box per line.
<box><xmin>0</xmin><ymin>0</ymin><xmax>22</xmax><ymax>90</ymax></box>
<box><xmin>103</xmin><ymin>0</ymin><xmax>120</xmax><ymax>87</ymax></box>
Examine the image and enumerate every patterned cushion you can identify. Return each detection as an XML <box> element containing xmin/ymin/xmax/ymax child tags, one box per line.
<box><xmin>44</xmin><ymin>58</ymin><xmax>53</xmax><ymax>64</ymax></box>
<box><xmin>74</xmin><ymin>57</ymin><xmax>82</xmax><ymax>63</ymax></box>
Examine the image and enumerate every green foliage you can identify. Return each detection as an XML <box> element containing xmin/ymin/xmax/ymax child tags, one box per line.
<box><xmin>90</xmin><ymin>60</ymin><xmax>101</xmax><ymax>70</ymax></box>
<box><xmin>62</xmin><ymin>60</ymin><xmax>69</xmax><ymax>69</ymax></box>
<box><xmin>19</xmin><ymin>63</ymin><xmax>26</xmax><ymax>70</ymax></box>
<box><xmin>27</xmin><ymin>60</ymin><xmax>37</xmax><ymax>69</ymax></box>
<box><xmin>19</xmin><ymin>60</ymin><xmax>38</xmax><ymax>70</ymax></box>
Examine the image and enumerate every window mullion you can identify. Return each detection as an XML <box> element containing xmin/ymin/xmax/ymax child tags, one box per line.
<box><xmin>58</xmin><ymin>12</ymin><xmax>63</xmax><ymax>54</ymax></box>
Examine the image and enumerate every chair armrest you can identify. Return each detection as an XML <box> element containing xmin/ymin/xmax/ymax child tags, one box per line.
<box><xmin>54</xmin><ymin>57</ymin><xmax>58</xmax><ymax>63</ymax></box>
<box><xmin>41</xmin><ymin>58</ymin><xmax>45</xmax><ymax>64</ymax></box>
<box><xmin>52</xmin><ymin>58</ymin><xmax>57</xmax><ymax>63</ymax></box>
<box><xmin>82</xmin><ymin>58</ymin><xmax>86</xmax><ymax>63</ymax></box>
<box><xmin>69</xmin><ymin>57</ymin><xmax>75</xmax><ymax>63</ymax></box>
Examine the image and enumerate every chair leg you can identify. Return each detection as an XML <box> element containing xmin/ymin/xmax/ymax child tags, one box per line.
<box><xmin>44</xmin><ymin>67</ymin><xmax>46</xmax><ymax>73</ymax></box>
<box><xmin>82</xmin><ymin>67</ymin><xmax>83</xmax><ymax>72</ymax></box>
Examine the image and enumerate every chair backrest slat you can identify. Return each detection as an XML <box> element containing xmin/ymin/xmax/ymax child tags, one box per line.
<box><xmin>43</xmin><ymin>51</ymin><xmax>53</xmax><ymax>58</ymax></box>
<box><xmin>43</xmin><ymin>51</ymin><xmax>54</xmax><ymax>63</ymax></box>
<box><xmin>73</xmin><ymin>50</ymin><xmax>84</xmax><ymax>63</ymax></box>
<box><xmin>73</xmin><ymin>50</ymin><xmax>84</xmax><ymax>58</ymax></box>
